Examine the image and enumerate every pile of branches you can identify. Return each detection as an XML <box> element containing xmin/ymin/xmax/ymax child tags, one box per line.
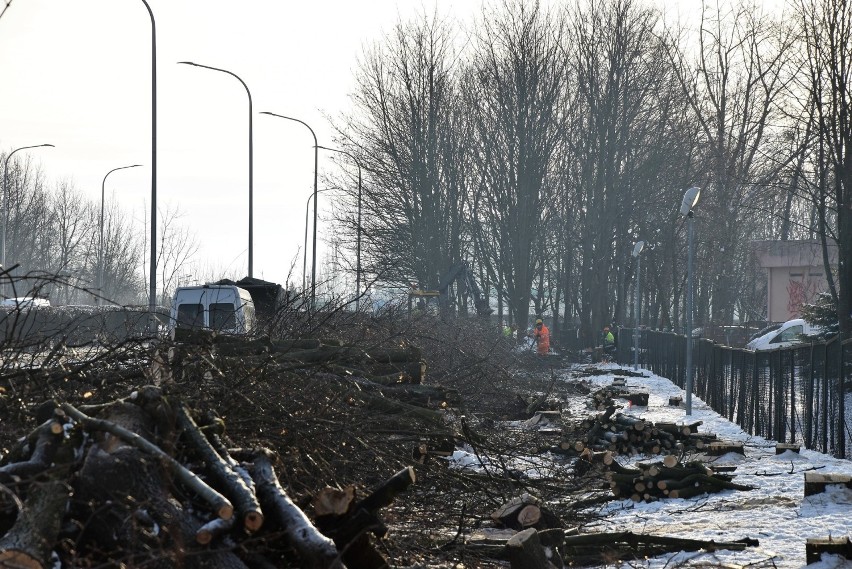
<box><xmin>0</xmin><ymin>385</ymin><xmax>419</xmax><ymax>568</ymax></box>
<box><xmin>1</xmin><ymin>305</ymin><xmax>605</xmax><ymax>566</ymax></box>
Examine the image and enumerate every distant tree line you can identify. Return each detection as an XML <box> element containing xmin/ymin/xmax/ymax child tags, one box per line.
<box><xmin>330</xmin><ymin>0</ymin><xmax>852</xmax><ymax>343</ymax></box>
<box><xmin>0</xmin><ymin>155</ymin><xmax>200</xmax><ymax>306</ymax></box>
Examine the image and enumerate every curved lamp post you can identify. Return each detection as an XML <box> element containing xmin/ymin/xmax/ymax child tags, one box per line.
<box><xmin>138</xmin><ymin>0</ymin><xmax>158</xmax><ymax>318</ymax></box>
<box><xmin>316</xmin><ymin>145</ymin><xmax>362</xmax><ymax>310</ymax></box>
<box><xmin>680</xmin><ymin>186</ymin><xmax>701</xmax><ymax>415</ymax></box>
<box><xmin>180</xmin><ymin>61</ymin><xmax>254</xmax><ymax>277</ymax></box>
<box><xmin>631</xmin><ymin>240</ymin><xmax>645</xmax><ymax>371</ymax></box>
<box><xmin>260</xmin><ymin>112</ymin><xmax>318</xmax><ymax>306</ymax></box>
<box><xmin>2</xmin><ymin>144</ymin><xmax>54</xmax><ymax>270</ymax></box>
<box><xmin>99</xmin><ymin>164</ymin><xmax>142</xmax><ymax>304</ymax></box>
<box><xmin>303</xmin><ymin>188</ymin><xmax>335</xmax><ymax>297</ymax></box>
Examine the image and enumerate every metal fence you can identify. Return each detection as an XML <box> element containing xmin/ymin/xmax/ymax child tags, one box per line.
<box><xmin>617</xmin><ymin>328</ymin><xmax>852</xmax><ymax>459</ymax></box>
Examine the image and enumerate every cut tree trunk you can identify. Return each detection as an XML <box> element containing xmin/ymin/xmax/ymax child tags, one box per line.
<box><xmin>0</xmin><ymin>479</ymin><xmax>70</xmax><ymax>569</ymax></box>
<box><xmin>249</xmin><ymin>449</ymin><xmax>341</xmax><ymax>569</ymax></box>
<box><xmin>506</xmin><ymin>528</ymin><xmax>550</xmax><ymax>569</ymax></box>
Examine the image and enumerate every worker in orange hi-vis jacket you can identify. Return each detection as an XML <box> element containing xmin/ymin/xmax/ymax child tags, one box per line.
<box><xmin>533</xmin><ymin>318</ymin><xmax>550</xmax><ymax>355</ymax></box>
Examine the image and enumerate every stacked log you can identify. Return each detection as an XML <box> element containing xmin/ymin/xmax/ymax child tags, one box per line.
<box><xmin>590</xmin><ymin>384</ymin><xmax>653</xmax><ymax>409</ymax></box>
<box><xmin>575</xmin><ymin>451</ymin><xmax>755</xmax><ymax>502</ymax></box>
<box><xmin>564</xmin><ymin>405</ymin><xmax>713</xmax><ymax>457</ymax></box>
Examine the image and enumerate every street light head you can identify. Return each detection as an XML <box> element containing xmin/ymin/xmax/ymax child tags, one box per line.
<box><xmin>680</xmin><ymin>186</ymin><xmax>701</xmax><ymax>216</ymax></box>
<box><xmin>260</xmin><ymin>111</ymin><xmax>294</xmax><ymax>121</ymax></box>
<box><xmin>41</xmin><ymin>144</ymin><xmax>55</xmax><ymax>148</ymax></box>
<box><xmin>177</xmin><ymin>61</ymin><xmax>197</xmax><ymax>66</ymax></box>
<box><xmin>632</xmin><ymin>240</ymin><xmax>645</xmax><ymax>257</ymax></box>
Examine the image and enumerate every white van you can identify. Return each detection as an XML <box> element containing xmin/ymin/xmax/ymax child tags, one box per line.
<box><xmin>745</xmin><ymin>318</ymin><xmax>821</xmax><ymax>351</ymax></box>
<box><xmin>170</xmin><ymin>285</ymin><xmax>256</xmax><ymax>335</ymax></box>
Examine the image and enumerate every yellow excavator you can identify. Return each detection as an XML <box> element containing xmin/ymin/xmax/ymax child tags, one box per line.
<box><xmin>408</xmin><ymin>261</ymin><xmax>493</xmax><ymax>317</ymax></box>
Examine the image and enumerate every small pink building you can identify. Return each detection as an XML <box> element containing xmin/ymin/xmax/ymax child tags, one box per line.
<box><xmin>753</xmin><ymin>239</ymin><xmax>838</xmax><ymax>323</ymax></box>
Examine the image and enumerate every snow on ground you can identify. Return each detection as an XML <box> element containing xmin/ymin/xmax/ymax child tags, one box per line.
<box><xmin>570</xmin><ymin>364</ymin><xmax>852</xmax><ymax>569</ymax></box>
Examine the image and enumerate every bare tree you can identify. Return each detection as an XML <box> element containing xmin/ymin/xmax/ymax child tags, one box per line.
<box><xmin>466</xmin><ymin>0</ymin><xmax>567</xmax><ymax>332</ymax></box>
<box><xmin>341</xmin><ymin>11</ymin><xmax>469</xmax><ymax>293</ymax></box>
<box><xmin>665</xmin><ymin>0</ymin><xmax>793</xmax><ymax>325</ymax></box>
<box><xmin>99</xmin><ymin>197</ymin><xmax>146</xmax><ymax>305</ymax></box>
<box><xmin>155</xmin><ymin>204</ymin><xmax>199</xmax><ymax>306</ymax></box>
<box><xmin>49</xmin><ymin>180</ymin><xmax>94</xmax><ymax>304</ymax></box>
<box><xmin>794</xmin><ymin>0</ymin><xmax>852</xmax><ymax>335</ymax></box>
<box><xmin>564</xmin><ymin>0</ymin><xmax>690</xmax><ymax>343</ymax></box>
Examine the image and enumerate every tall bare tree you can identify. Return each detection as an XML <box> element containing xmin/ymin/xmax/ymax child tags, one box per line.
<box><xmin>666</xmin><ymin>1</ymin><xmax>793</xmax><ymax>325</ymax></box>
<box><xmin>796</xmin><ymin>0</ymin><xmax>852</xmax><ymax>335</ymax></box>
<box><xmin>49</xmin><ymin>180</ymin><xmax>94</xmax><ymax>303</ymax></box>
<box><xmin>467</xmin><ymin>0</ymin><xmax>567</xmax><ymax>331</ymax></box>
<box><xmin>341</xmin><ymin>11</ymin><xmax>469</xmax><ymax>293</ymax></box>
<box><xmin>565</xmin><ymin>0</ymin><xmax>686</xmax><ymax>343</ymax></box>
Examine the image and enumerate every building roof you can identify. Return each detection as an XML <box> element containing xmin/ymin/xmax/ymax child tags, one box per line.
<box><xmin>752</xmin><ymin>239</ymin><xmax>838</xmax><ymax>268</ymax></box>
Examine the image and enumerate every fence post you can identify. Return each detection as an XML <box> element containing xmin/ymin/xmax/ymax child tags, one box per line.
<box><xmin>839</xmin><ymin>339</ymin><xmax>846</xmax><ymax>459</ymax></box>
<box><xmin>822</xmin><ymin>341</ymin><xmax>829</xmax><ymax>453</ymax></box>
<box><xmin>806</xmin><ymin>343</ymin><xmax>814</xmax><ymax>449</ymax></box>
<box><xmin>789</xmin><ymin>349</ymin><xmax>796</xmax><ymax>445</ymax></box>
<box><xmin>752</xmin><ymin>352</ymin><xmax>760</xmax><ymax>436</ymax></box>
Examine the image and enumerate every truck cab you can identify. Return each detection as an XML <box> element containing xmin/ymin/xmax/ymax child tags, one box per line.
<box><xmin>170</xmin><ymin>285</ymin><xmax>256</xmax><ymax>335</ymax></box>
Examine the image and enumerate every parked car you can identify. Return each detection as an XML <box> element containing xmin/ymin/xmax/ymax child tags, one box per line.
<box><xmin>745</xmin><ymin>318</ymin><xmax>822</xmax><ymax>351</ymax></box>
<box><xmin>0</xmin><ymin>297</ymin><xmax>51</xmax><ymax>308</ymax></box>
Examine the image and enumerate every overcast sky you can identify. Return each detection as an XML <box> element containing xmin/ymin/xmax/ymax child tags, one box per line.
<box><xmin>1</xmin><ymin>0</ymin><xmax>789</xmax><ymax>299</ymax></box>
<box><xmin>0</xmin><ymin>0</ymin><xmax>479</xmax><ymax>295</ymax></box>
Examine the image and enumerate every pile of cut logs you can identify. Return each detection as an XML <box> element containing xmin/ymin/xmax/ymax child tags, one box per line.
<box><xmin>565</xmin><ymin>404</ymin><xmax>715</xmax><ymax>456</ymax></box>
<box><xmin>0</xmin><ymin>385</ymin><xmax>415</xmax><ymax>569</ymax></box>
<box><xmin>575</xmin><ymin>449</ymin><xmax>755</xmax><ymax>502</ymax></box>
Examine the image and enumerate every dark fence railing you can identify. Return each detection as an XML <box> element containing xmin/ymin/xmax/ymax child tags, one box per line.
<box><xmin>617</xmin><ymin>328</ymin><xmax>852</xmax><ymax>459</ymax></box>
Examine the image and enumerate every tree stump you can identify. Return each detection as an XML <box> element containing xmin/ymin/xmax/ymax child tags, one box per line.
<box><xmin>804</xmin><ymin>472</ymin><xmax>852</xmax><ymax>496</ymax></box>
<box><xmin>806</xmin><ymin>536</ymin><xmax>852</xmax><ymax>564</ymax></box>
<box><xmin>506</xmin><ymin>528</ymin><xmax>550</xmax><ymax>569</ymax></box>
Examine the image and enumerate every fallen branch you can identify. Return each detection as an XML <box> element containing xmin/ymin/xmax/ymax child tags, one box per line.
<box><xmin>249</xmin><ymin>448</ymin><xmax>342</xmax><ymax>569</ymax></box>
<box><xmin>60</xmin><ymin>402</ymin><xmax>234</xmax><ymax>521</ymax></box>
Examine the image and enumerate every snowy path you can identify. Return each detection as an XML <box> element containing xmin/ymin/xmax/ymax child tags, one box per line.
<box><xmin>571</xmin><ymin>365</ymin><xmax>852</xmax><ymax>569</ymax></box>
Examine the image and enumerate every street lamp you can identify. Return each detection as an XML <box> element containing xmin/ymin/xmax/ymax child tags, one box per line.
<box><xmin>179</xmin><ymin>61</ymin><xmax>254</xmax><ymax>277</ymax></box>
<box><xmin>261</xmin><ymin>112</ymin><xmax>319</xmax><ymax>307</ymax></box>
<box><xmin>138</xmin><ymin>0</ymin><xmax>158</xmax><ymax>320</ymax></box>
<box><xmin>316</xmin><ymin>145</ymin><xmax>363</xmax><ymax>310</ymax></box>
<box><xmin>99</xmin><ymin>164</ymin><xmax>142</xmax><ymax>304</ymax></box>
<box><xmin>632</xmin><ymin>240</ymin><xmax>645</xmax><ymax>371</ymax></box>
<box><xmin>680</xmin><ymin>186</ymin><xmax>701</xmax><ymax>415</ymax></box>
<box><xmin>303</xmin><ymin>188</ymin><xmax>334</xmax><ymax>296</ymax></box>
<box><xmin>2</xmin><ymin>144</ymin><xmax>54</xmax><ymax>271</ymax></box>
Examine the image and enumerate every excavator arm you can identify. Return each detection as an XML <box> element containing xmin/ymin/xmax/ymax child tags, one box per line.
<box><xmin>437</xmin><ymin>261</ymin><xmax>493</xmax><ymax>317</ymax></box>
